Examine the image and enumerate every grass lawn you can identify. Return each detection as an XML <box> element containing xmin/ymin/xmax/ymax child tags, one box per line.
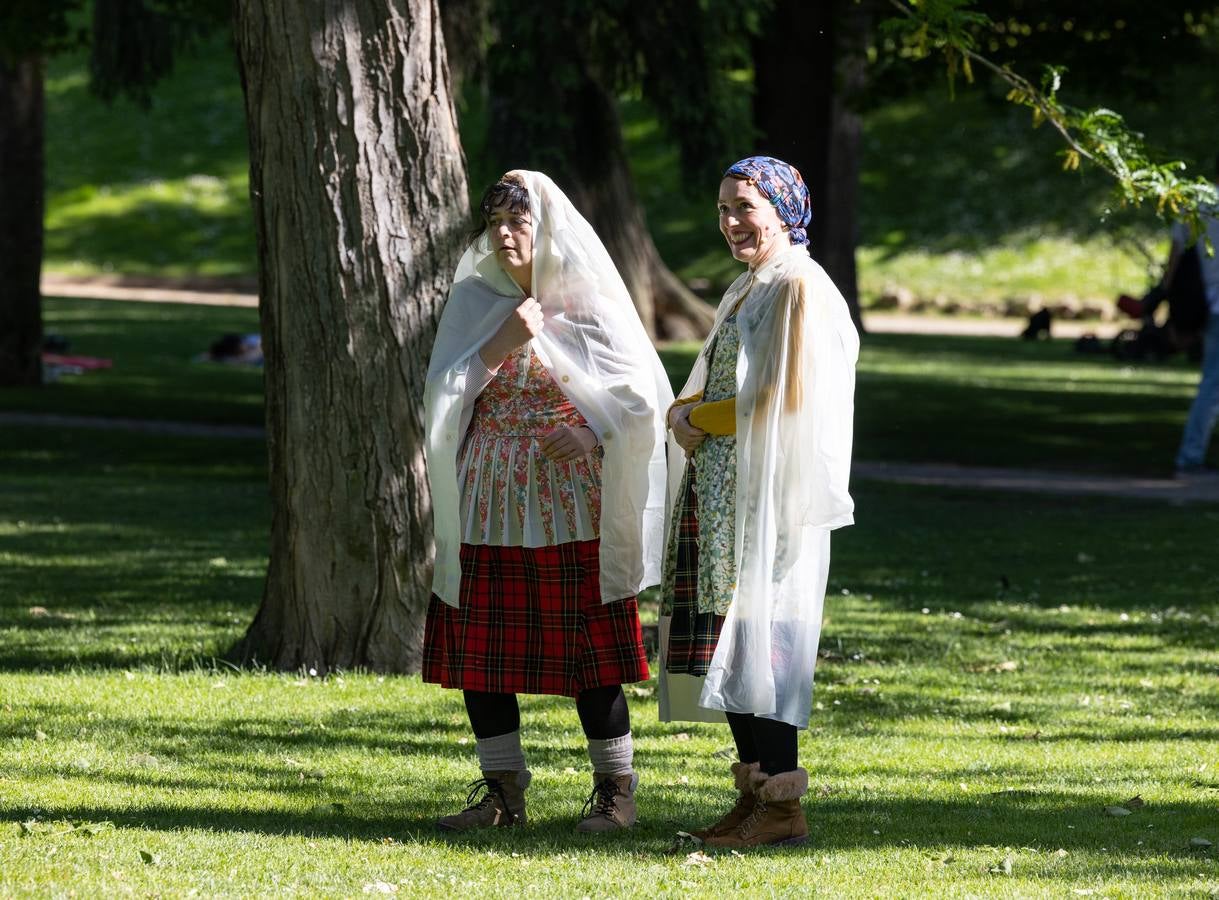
<box><xmin>8</xmin><ymin>298</ymin><xmax>262</xmax><ymax>425</ymax></box>
<box><xmin>11</xmin><ymin>295</ymin><xmax>1208</xmax><ymax>475</ymax></box>
<box><xmin>2</xmin><ymin>418</ymin><xmax>1217</xmax><ymax>896</ymax></box>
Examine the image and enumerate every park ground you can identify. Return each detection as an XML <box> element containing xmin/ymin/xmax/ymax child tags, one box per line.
<box><xmin>4</xmin><ymin>38</ymin><xmax>1219</xmax><ymax>899</ymax></box>
<box><xmin>1</xmin><ymin>296</ymin><xmax>1218</xmax><ymax>897</ymax></box>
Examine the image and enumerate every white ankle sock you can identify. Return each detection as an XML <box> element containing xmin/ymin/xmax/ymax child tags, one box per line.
<box><xmin>587</xmin><ymin>732</ymin><xmax>634</xmax><ymax>777</ymax></box>
<box><xmin>475</xmin><ymin>730</ymin><xmax>528</xmax><ymax>775</ymax></box>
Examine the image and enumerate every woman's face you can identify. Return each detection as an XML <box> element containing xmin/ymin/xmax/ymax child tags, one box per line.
<box><xmin>718</xmin><ymin>177</ymin><xmax>786</xmax><ymax>265</ymax></box>
<box><xmin>488</xmin><ymin>202</ymin><xmax>533</xmax><ymax>277</ymax></box>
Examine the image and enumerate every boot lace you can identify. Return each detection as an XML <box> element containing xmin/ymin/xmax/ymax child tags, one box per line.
<box><xmin>735</xmin><ymin>799</ymin><xmax>769</xmax><ymax>837</ymax></box>
<box><xmin>581</xmin><ymin>777</ymin><xmax>620</xmax><ymax>820</ymax></box>
<box><xmin>462</xmin><ymin>777</ymin><xmax>509</xmax><ymax>815</ymax></box>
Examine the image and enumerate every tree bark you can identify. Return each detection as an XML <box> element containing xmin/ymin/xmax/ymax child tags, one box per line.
<box><xmin>753</xmin><ymin>0</ymin><xmax>868</xmax><ymax>333</ymax></box>
<box><xmin>0</xmin><ymin>55</ymin><xmax>44</xmax><ymax>387</ymax></box>
<box><xmin>230</xmin><ymin>0</ymin><xmax>468</xmax><ymax>673</ymax></box>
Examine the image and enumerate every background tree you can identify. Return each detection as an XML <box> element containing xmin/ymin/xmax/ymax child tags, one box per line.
<box><xmin>475</xmin><ymin>0</ymin><xmax>754</xmax><ymax>339</ymax></box>
<box><xmin>229</xmin><ymin>0</ymin><xmax>467</xmax><ymax>673</ymax></box>
<box><xmin>0</xmin><ymin>0</ymin><xmax>225</xmax><ymax>388</ymax></box>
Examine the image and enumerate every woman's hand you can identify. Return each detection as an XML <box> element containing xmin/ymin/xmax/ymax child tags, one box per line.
<box><xmin>539</xmin><ymin>425</ymin><xmax>598</xmax><ymax>463</ymax></box>
<box><xmin>480</xmin><ymin>297</ymin><xmax>544</xmax><ymax>369</ymax></box>
<box><xmin>669</xmin><ymin>404</ymin><xmax>706</xmax><ymax>454</ymax></box>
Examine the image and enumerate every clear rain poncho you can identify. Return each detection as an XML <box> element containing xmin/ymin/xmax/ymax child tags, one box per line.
<box><xmin>660</xmin><ymin>241</ymin><xmax>859</xmax><ymax>728</ymax></box>
<box><xmin>424</xmin><ymin>170</ymin><xmax>674</xmax><ymax>607</ymax></box>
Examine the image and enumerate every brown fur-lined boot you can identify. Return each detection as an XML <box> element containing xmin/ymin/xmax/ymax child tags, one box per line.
<box><xmin>704</xmin><ymin>767</ymin><xmax>809</xmax><ymax>849</ymax></box>
<box><xmin>436</xmin><ymin>771</ymin><xmax>529</xmax><ymax>832</ymax></box>
<box><xmin>576</xmin><ymin>772</ymin><xmax>637</xmax><ymax>833</ymax></box>
<box><xmin>690</xmin><ymin>761</ymin><xmax>760</xmax><ymax>840</ymax></box>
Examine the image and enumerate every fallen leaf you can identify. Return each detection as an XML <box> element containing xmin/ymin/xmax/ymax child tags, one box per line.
<box><xmin>683</xmin><ymin>850</ymin><xmax>713</xmax><ymax>867</ymax></box>
<box><xmin>712</xmin><ymin>746</ymin><xmax>735</xmax><ymax>759</ymax></box>
<box><xmin>1071</xmin><ymin>890</ymin><xmax>1095</xmax><ymax>896</ymax></box>
<box><xmin>1104</xmin><ymin>806</ymin><xmax>1132</xmax><ymax>817</ymax></box>
<box><xmin>673</xmin><ymin>732</ymin><xmax>691</xmax><ymax>742</ymax></box>
<box><xmin>1055</xmin><ymin>848</ymin><xmax>1069</xmax><ymax>858</ymax></box>
<box><xmin>988</xmin><ymin>855</ymin><xmax>1014</xmax><ymax>875</ymax></box>
<box><xmin>130</xmin><ymin>753</ymin><xmax>159</xmax><ymax>769</ymax></box>
<box><xmin>1124</xmin><ymin>795</ymin><xmax>1145</xmax><ymax>810</ymax></box>
<box><xmin>34</xmin><ymin>729</ymin><xmax>47</xmax><ymax>742</ymax></box>
<box><xmin>28</xmin><ymin>606</ymin><xmax>49</xmax><ymax>617</ymax></box>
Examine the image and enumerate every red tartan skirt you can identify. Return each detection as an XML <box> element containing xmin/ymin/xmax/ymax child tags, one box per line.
<box><xmin>422</xmin><ymin>539</ymin><xmax>649</xmax><ymax>697</ymax></box>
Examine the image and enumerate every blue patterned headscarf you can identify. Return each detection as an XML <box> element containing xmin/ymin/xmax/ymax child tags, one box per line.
<box><xmin>723</xmin><ymin>156</ymin><xmax>811</xmax><ymax>246</ymax></box>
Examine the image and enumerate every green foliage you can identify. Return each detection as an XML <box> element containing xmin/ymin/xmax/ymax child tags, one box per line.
<box><xmin>0</xmin><ymin>1</ymin><xmax>87</xmax><ymax>60</ymax></box>
<box><xmin>884</xmin><ymin>0</ymin><xmax>1219</xmax><ymax>240</ymax></box>
<box><xmin>483</xmin><ymin>0</ymin><xmax>752</xmax><ymax>187</ymax></box>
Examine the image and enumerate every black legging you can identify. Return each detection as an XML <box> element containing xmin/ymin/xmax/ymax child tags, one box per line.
<box><xmin>726</xmin><ymin>711</ymin><xmax>798</xmax><ymax>776</ymax></box>
<box><xmin>464</xmin><ymin>685</ymin><xmax>630</xmax><ymax>741</ymax></box>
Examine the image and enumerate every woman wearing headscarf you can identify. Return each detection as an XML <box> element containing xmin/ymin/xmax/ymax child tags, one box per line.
<box><xmin>423</xmin><ymin>171</ymin><xmax>673</xmax><ymax>834</ymax></box>
<box><xmin>659</xmin><ymin>156</ymin><xmax>859</xmax><ymax>849</ymax></box>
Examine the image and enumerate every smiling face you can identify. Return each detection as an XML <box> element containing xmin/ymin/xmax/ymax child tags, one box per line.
<box><xmin>718</xmin><ymin>176</ymin><xmax>787</xmax><ymax>266</ymax></box>
<box><xmin>487</xmin><ymin>202</ymin><xmax>534</xmax><ymax>290</ymax></box>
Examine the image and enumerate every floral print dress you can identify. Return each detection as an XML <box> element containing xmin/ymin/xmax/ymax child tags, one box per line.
<box><xmin>458</xmin><ymin>345</ymin><xmax>602</xmax><ymax>546</ymax></box>
<box><xmin>661</xmin><ymin>313</ymin><xmax>740</xmax><ymax>674</ymax></box>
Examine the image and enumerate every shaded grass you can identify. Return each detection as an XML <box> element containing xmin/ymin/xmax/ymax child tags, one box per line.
<box><xmin>6</xmin><ymin>297</ymin><xmax>262</xmax><ymax>424</ymax></box>
<box><xmin>1</xmin><ymin>419</ymin><xmax>1217</xmax><ymax>895</ymax></box>
<box><xmin>7</xmin><ymin>296</ymin><xmax>1210</xmax><ymax>475</ymax></box>
<box><xmin>662</xmin><ymin>330</ymin><xmax>1205</xmax><ymax>476</ymax></box>
<box><xmin>43</xmin><ymin>45</ymin><xmax>253</xmax><ymax>277</ymax></box>
<box><xmin>8</xmin><ymin>295</ymin><xmax>1210</xmax><ymax>475</ymax></box>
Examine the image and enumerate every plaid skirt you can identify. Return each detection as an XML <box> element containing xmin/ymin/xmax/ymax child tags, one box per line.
<box><xmin>422</xmin><ymin>539</ymin><xmax>649</xmax><ymax>697</ymax></box>
<box><xmin>664</xmin><ymin>466</ymin><xmax>726</xmax><ymax>676</ymax></box>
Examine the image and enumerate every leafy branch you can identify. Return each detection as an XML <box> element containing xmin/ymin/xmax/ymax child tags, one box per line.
<box><xmin>882</xmin><ymin>0</ymin><xmax>1218</xmax><ymax>242</ymax></box>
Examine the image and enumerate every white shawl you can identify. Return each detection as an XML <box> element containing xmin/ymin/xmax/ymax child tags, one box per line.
<box><xmin>660</xmin><ymin>241</ymin><xmax>859</xmax><ymax>728</ymax></box>
<box><xmin>424</xmin><ymin>170</ymin><xmax>674</xmax><ymax>607</ymax></box>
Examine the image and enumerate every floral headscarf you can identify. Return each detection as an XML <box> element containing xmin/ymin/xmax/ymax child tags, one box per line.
<box><xmin>723</xmin><ymin>156</ymin><xmax>812</xmax><ymax>246</ymax></box>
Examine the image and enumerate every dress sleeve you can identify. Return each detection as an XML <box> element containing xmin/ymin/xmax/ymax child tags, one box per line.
<box><xmin>688</xmin><ymin>398</ymin><xmax>737</xmax><ymax>435</ymax></box>
<box><xmin>462</xmin><ymin>353</ymin><xmax>499</xmax><ymax>407</ymax></box>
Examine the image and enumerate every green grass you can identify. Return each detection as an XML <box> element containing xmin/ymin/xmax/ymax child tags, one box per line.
<box><xmin>43</xmin><ymin>43</ymin><xmax>253</xmax><ymax>278</ymax></box>
<box><xmin>9</xmin><ymin>297</ymin><xmax>262</xmax><ymax>424</ymax></box>
<box><xmin>43</xmin><ymin>37</ymin><xmax>1219</xmax><ymax>308</ymax></box>
<box><xmin>11</xmin><ymin>296</ymin><xmax>1210</xmax><ymax>476</ymax></box>
<box><xmin>2</xmin><ymin>418</ymin><xmax>1218</xmax><ymax>896</ymax></box>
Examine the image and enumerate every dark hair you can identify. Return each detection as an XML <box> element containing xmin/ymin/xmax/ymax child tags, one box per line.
<box><xmin>467</xmin><ymin>173</ymin><xmax>531</xmax><ymax>246</ymax></box>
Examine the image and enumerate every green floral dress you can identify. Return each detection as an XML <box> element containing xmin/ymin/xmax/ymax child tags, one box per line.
<box><xmin>661</xmin><ymin>313</ymin><xmax>739</xmax><ymax>674</ymax></box>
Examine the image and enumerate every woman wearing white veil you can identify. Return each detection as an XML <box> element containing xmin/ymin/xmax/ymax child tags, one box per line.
<box><xmin>660</xmin><ymin>157</ymin><xmax>859</xmax><ymax>848</ymax></box>
<box><xmin>422</xmin><ymin>171</ymin><xmax>673</xmax><ymax>834</ymax></box>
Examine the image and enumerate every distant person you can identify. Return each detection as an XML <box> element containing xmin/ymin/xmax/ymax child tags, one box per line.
<box><xmin>1170</xmin><ymin>154</ymin><xmax>1219</xmax><ymax>476</ymax></box>
<box><xmin>660</xmin><ymin>156</ymin><xmax>858</xmax><ymax>849</ymax></box>
<box><xmin>423</xmin><ymin>171</ymin><xmax>672</xmax><ymax>833</ymax></box>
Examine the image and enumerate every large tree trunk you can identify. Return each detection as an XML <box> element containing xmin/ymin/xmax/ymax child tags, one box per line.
<box><xmin>753</xmin><ymin>0</ymin><xmax>868</xmax><ymax>333</ymax></box>
<box><xmin>0</xmin><ymin>56</ymin><xmax>44</xmax><ymax>387</ymax></box>
<box><xmin>230</xmin><ymin>0</ymin><xmax>468</xmax><ymax>673</ymax></box>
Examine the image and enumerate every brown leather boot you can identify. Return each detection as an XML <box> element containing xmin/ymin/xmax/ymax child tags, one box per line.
<box><xmin>704</xmin><ymin>768</ymin><xmax>809</xmax><ymax>849</ymax></box>
<box><xmin>690</xmin><ymin>761</ymin><xmax>760</xmax><ymax>840</ymax></box>
<box><xmin>436</xmin><ymin>771</ymin><xmax>529</xmax><ymax>832</ymax></box>
<box><xmin>576</xmin><ymin>772</ymin><xmax>637</xmax><ymax>833</ymax></box>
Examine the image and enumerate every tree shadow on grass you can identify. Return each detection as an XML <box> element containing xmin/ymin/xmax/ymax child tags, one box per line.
<box><xmin>4</xmin><ymin>790</ymin><xmax>1215</xmax><ymax>867</ymax></box>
